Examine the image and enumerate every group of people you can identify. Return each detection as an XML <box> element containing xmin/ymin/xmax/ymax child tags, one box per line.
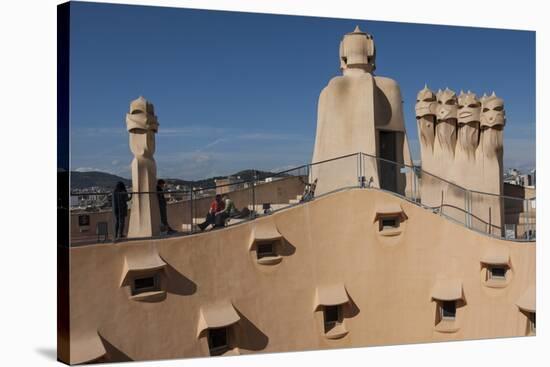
<box><xmin>198</xmin><ymin>194</ymin><xmax>243</xmax><ymax>231</ymax></box>
<box><xmin>112</xmin><ymin>177</ymin><xmax>318</xmax><ymax>239</ymax></box>
<box><xmin>112</xmin><ymin>180</ymin><xmax>244</xmax><ymax>238</ymax></box>
<box><xmin>112</xmin><ymin>179</ymin><xmax>175</xmax><ymax>239</ymax></box>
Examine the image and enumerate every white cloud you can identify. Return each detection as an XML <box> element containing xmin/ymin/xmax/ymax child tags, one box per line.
<box><xmin>157</xmin><ymin>126</ymin><xmax>227</xmax><ymax>137</ymax></box>
<box><xmin>236</xmin><ymin>132</ymin><xmax>309</xmax><ymax>141</ymax></box>
<box><xmin>194</xmin><ymin>131</ymin><xmax>310</xmax><ymax>153</ymax></box>
<box><xmin>200</xmin><ymin>138</ymin><xmax>227</xmax><ymax>150</ymax></box>
<box><xmin>193</xmin><ymin>153</ymin><xmax>212</xmax><ymax>164</ymax></box>
<box><xmin>74</xmin><ymin>167</ymin><xmax>104</xmax><ymax>172</ymax></box>
<box><xmin>71</xmin><ymin>127</ymin><xmax>125</xmax><ymax>137</ymax></box>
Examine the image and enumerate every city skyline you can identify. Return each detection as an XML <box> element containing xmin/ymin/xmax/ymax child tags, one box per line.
<box><xmin>70</xmin><ymin>2</ymin><xmax>536</xmax><ymax>180</ymax></box>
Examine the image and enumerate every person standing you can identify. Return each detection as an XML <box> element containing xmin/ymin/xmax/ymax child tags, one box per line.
<box><xmin>157</xmin><ymin>179</ymin><xmax>175</xmax><ymax>234</ymax></box>
<box><xmin>113</xmin><ymin>181</ymin><xmax>131</xmax><ymax>239</ymax></box>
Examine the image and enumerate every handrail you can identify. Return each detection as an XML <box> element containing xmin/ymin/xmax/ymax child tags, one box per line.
<box><xmin>434</xmin><ymin>203</ymin><xmax>502</xmax><ymax>231</ymax></box>
<box><xmin>69</xmin><ymin>151</ymin><xmax>535</xmax><ymax>244</ymax></box>
<box><xmin>70</xmin><ymin>151</ymin><xmax>533</xmax><ymax>202</ymax></box>
<box><xmin>359</xmin><ymin>151</ymin><xmax>535</xmax><ymax>202</ymax></box>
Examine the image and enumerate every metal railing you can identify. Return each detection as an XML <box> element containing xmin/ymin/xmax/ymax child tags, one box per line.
<box><xmin>358</xmin><ymin>153</ymin><xmax>536</xmax><ymax>241</ymax></box>
<box><xmin>69</xmin><ymin>152</ymin><xmax>536</xmax><ymax>245</ymax></box>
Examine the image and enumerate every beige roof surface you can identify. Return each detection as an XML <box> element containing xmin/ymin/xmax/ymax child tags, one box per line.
<box><xmin>196</xmin><ymin>301</ymin><xmax>240</xmax><ymax>337</ymax></box>
<box><xmin>516</xmin><ymin>285</ymin><xmax>536</xmax><ymax>312</ymax></box>
<box><xmin>314</xmin><ymin>284</ymin><xmax>349</xmax><ymax>310</ymax></box>
<box><xmin>70</xmin><ymin>331</ymin><xmax>106</xmax><ymax>365</ymax></box>
<box><xmin>431</xmin><ymin>279</ymin><xmax>463</xmax><ymax>301</ymax></box>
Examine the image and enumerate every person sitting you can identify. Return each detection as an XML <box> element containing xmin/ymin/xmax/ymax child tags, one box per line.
<box><xmin>198</xmin><ymin>194</ymin><xmax>225</xmax><ymax>231</ymax></box>
<box><xmin>215</xmin><ymin>195</ymin><xmax>240</xmax><ymax>227</ymax></box>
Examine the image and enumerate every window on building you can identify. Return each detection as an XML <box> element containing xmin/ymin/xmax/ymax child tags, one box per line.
<box><xmin>78</xmin><ymin>214</ymin><xmax>90</xmax><ymax>226</ymax></box>
<box><xmin>208</xmin><ymin>327</ymin><xmax>229</xmax><ymax>354</ymax></box>
<box><xmin>131</xmin><ymin>274</ymin><xmax>160</xmax><ymax>295</ymax></box>
<box><xmin>488</xmin><ymin>266</ymin><xmax>507</xmax><ymax>280</ymax></box>
<box><xmin>440</xmin><ymin>301</ymin><xmax>456</xmax><ymax>320</ymax></box>
<box><xmin>379</xmin><ymin>216</ymin><xmax>399</xmax><ymax>231</ymax></box>
<box><xmin>324</xmin><ymin>305</ymin><xmax>341</xmax><ymax>331</ymax></box>
<box><xmin>256</xmin><ymin>242</ymin><xmax>275</xmax><ymax>259</ymax></box>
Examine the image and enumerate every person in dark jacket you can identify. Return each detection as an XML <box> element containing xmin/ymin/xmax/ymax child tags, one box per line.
<box><xmin>157</xmin><ymin>179</ymin><xmax>175</xmax><ymax>234</ymax></box>
<box><xmin>113</xmin><ymin>181</ymin><xmax>131</xmax><ymax>238</ymax></box>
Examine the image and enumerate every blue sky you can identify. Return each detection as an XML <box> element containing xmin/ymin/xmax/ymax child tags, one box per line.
<box><xmin>69</xmin><ymin>2</ymin><xmax>536</xmax><ymax>179</ymax></box>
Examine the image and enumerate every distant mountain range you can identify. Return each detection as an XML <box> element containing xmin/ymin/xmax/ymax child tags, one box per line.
<box><xmin>70</xmin><ymin>169</ymin><xmax>280</xmax><ymax>190</ymax></box>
